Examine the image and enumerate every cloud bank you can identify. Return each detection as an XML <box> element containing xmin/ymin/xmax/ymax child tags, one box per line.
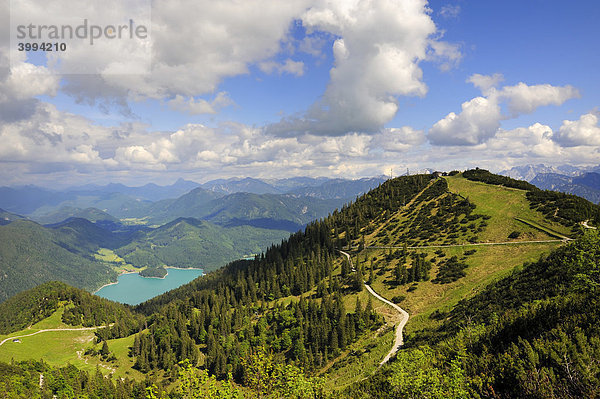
<box><xmin>267</xmin><ymin>0</ymin><xmax>458</xmax><ymax>136</ymax></box>
<box><xmin>0</xmin><ymin>0</ymin><xmax>598</xmax><ymax>186</ymax></box>
<box><xmin>428</xmin><ymin>75</ymin><xmax>580</xmax><ymax>145</ymax></box>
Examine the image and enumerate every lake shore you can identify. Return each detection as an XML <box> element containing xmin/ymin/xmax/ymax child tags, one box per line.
<box><xmin>93</xmin><ymin>267</ymin><xmax>204</xmax><ymax>293</ymax></box>
<box><xmin>142</xmin><ymin>266</ymin><xmax>204</xmax><ymax>279</ymax></box>
<box><xmin>93</xmin><ymin>267</ymin><xmax>204</xmax><ymax>305</ymax></box>
<box><xmin>93</xmin><ymin>272</ymin><xmax>137</xmax><ymax>294</ymax></box>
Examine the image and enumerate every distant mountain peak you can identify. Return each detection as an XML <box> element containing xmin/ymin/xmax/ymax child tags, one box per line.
<box><xmin>499</xmin><ymin>164</ymin><xmax>599</xmax><ymax>182</ymax></box>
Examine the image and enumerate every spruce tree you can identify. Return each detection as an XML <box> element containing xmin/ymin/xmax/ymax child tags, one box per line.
<box><xmin>100</xmin><ymin>340</ymin><xmax>110</xmax><ymax>358</ymax></box>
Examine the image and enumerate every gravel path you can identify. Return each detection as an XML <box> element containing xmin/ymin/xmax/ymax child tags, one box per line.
<box><xmin>0</xmin><ymin>326</ymin><xmax>106</xmax><ymax>346</ymax></box>
<box><xmin>339</xmin><ymin>250</ymin><xmax>409</xmax><ymax>365</ymax></box>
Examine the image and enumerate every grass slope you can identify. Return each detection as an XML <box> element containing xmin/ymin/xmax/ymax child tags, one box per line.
<box><xmin>363</xmin><ymin>175</ymin><xmax>569</xmax><ymax>327</ymax></box>
<box><xmin>323</xmin><ymin>174</ymin><xmax>572</xmax><ymax>385</ymax></box>
<box><xmin>0</xmin><ymin>307</ymin><xmax>144</xmax><ymax>380</ymax></box>
<box><xmin>445</xmin><ymin>175</ymin><xmax>572</xmax><ymax>241</ymax></box>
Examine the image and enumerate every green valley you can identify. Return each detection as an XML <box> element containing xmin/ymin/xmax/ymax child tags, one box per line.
<box><xmin>0</xmin><ymin>215</ymin><xmax>292</xmax><ymax>302</ymax></box>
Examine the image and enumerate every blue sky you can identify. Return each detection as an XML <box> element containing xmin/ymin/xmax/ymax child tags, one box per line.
<box><xmin>1</xmin><ymin>0</ymin><xmax>599</xmax><ymax>186</ymax></box>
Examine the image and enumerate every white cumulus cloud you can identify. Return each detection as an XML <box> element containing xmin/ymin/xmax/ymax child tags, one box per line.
<box><xmin>167</xmin><ymin>92</ymin><xmax>234</xmax><ymax>115</ymax></box>
<box><xmin>267</xmin><ymin>0</ymin><xmax>456</xmax><ymax>136</ymax></box>
<box><xmin>466</xmin><ymin>73</ymin><xmax>504</xmax><ymax>95</ymax></box>
<box><xmin>259</xmin><ymin>59</ymin><xmax>305</xmax><ymax>76</ymax></box>
<box><xmin>498</xmin><ymin>83</ymin><xmax>580</xmax><ymax>116</ymax></box>
<box><xmin>428</xmin><ymin>96</ymin><xmax>502</xmax><ymax>145</ymax></box>
<box><xmin>428</xmin><ymin>76</ymin><xmax>580</xmax><ymax>146</ymax></box>
<box><xmin>554</xmin><ymin>113</ymin><xmax>600</xmax><ymax>147</ymax></box>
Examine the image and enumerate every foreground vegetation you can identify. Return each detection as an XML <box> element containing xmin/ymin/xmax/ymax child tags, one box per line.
<box><xmin>347</xmin><ymin>231</ymin><xmax>600</xmax><ymax>398</ymax></box>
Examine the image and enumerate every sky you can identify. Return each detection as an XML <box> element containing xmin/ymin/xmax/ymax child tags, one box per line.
<box><xmin>1</xmin><ymin>0</ymin><xmax>599</xmax><ymax>187</ymax></box>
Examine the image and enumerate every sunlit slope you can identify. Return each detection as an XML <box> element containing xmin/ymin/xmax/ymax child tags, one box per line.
<box><xmin>321</xmin><ymin>174</ymin><xmax>571</xmax><ymax>385</ymax></box>
<box><xmin>0</xmin><ymin>281</ymin><xmax>146</xmax><ymax>380</ymax></box>
<box><xmin>445</xmin><ymin>174</ymin><xmax>571</xmax><ymax>241</ymax></box>
<box><xmin>363</xmin><ymin>175</ymin><xmax>570</xmax><ymax>250</ymax></box>
<box><xmin>0</xmin><ymin>306</ymin><xmax>144</xmax><ymax>380</ymax></box>
<box><xmin>350</xmin><ymin>174</ymin><xmax>572</xmax><ymax>339</ymax></box>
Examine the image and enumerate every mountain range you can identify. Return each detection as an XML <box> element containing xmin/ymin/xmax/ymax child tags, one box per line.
<box><xmin>0</xmin><ymin>175</ymin><xmax>386</xmax><ymax>300</ymax></box>
<box><xmin>0</xmin><ymin>176</ymin><xmax>385</xmax><ymax>218</ymax></box>
<box><xmin>500</xmin><ymin>163</ymin><xmax>600</xmax><ymax>204</ymax></box>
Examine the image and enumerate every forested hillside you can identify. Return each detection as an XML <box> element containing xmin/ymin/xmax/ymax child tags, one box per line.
<box><xmin>0</xmin><ymin>220</ymin><xmax>119</xmax><ymax>302</ymax></box>
<box><xmin>0</xmin><ymin>281</ymin><xmax>143</xmax><ymax>335</ymax></box>
<box><xmin>127</xmin><ymin>175</ymin><xmax>435</xmax><ymax>378</ymax></box>
<box><xmin>115</xmin><ymin>217</ymin><xmax>289</xmax><ymax>270</ymax></box>
<box><xmin>348</xmin><ymin>231</ymin><xmax>600</xmax><ymax>398</ymax></box>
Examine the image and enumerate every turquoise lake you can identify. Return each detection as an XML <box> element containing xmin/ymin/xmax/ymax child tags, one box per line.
<box><xmin>95</xmin><ymin>268</ymin><xmax>203</xmax><ymax>305</ymax></box>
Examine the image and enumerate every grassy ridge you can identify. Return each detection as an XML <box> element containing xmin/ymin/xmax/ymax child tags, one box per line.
<box><xmin>308</xmin><ymin>174</ymin><xmax>572</xmax><ymax>387</ymax></box>
<box><xmin>445</xmin><ymin>175</ymin><xmax>572</xmax><ymax>241</ymax></box>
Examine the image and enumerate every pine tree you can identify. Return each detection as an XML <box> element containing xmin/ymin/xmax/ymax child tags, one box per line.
<box><xmin>294</xmin><ymin>331</ymin><xmax>307</xmax><ymax>362</ymax></box>
<box><xmin>354</xmin><ymin>266</ymin><xmax>364</xmax><ymax>291</ymax></box>
<box><xmin>100</xmin><ymin>340</ymin><xmax>109</xmax><ymax>358</ymax></box>
<box><xmin>355</xmin><ymin>297</ymin><xmax>363</xmax><ymax>321</ymax></box>
<box><xmin>133</xmin><ymin>334</ymin><xmax>140</xmax><ymax>356</ymax></box>
<box><xmin>330</xmin><ymin>328</ymin><xmax>339</xmax><ymax>353</ymax></box>
<box><xmin>341</xmin><ymin>258</ymin><xmax>350</xmax><ymax>278</ymax></box>
<box><xmin>365</xmin><ymin>296</ymin><xmax>374</xmax><ymax>323</ymax></box>
<box><xmin>395</xmin><ymin>264</ymin><xmax>404</xmax><ymax>285</ymax></box>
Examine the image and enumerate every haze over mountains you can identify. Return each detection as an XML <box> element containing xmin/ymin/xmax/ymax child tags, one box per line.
<box><xmin>0</xmin><ymin>176</ymin><xmax>386</xmax><ymax>300</ymax></box>
<box><xmin>500</xmin><ymin>164</ymin><xmax>600</xmax><ymax>204</ymax></box>
<box><xmin>0</xmin><ymin>176</ymin><xmax>385</xmax><ymax>217</ymax></box>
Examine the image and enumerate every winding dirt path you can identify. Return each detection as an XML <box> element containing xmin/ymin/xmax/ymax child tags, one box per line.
<box><xmin>0</xmin><ymin>326</ymin><xmax>106</xmax><ymax>347</ymax></box>
<box><xmin>366</xmin><ymin>238</ymin><xmax>568</xmax><ymax>251</ymax></box>
<box><xmin>339</xmin><ymin>250</ymin><xmax>409</xmax><ymax>365</ymax></box>
<box><xmin>582</xmin><ymin>220</ymin><xmax>597</xmax><ymax>230</ymax></box>
<box><xmin>364</xmin><ymin>284</ymin><xmax>409</xmax><ymax>365</ymax></box>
